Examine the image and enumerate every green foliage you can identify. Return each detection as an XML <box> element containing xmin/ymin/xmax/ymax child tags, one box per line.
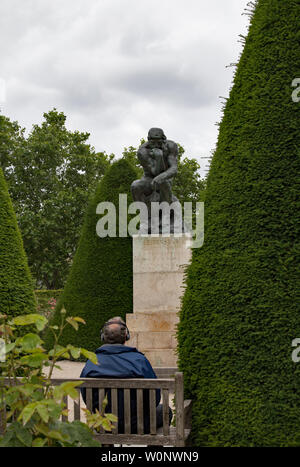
<box><xmin>43</xmin><ymin>159</ymin><xmax>139</xmax><ymax>353</ymax></box>
<box><xmin>1</xmin><ymin>109</ymin><xmax>114</xmax><ymax>289</ymax></box>
<box><xmin>0</xmin><ymin>167</ymin><xmax>36</xmax><ymax>320</ymax></box>
<box><xmin>177</xmin><ymin>0</ymin><xmax>300</xmax><ymax>446</ymax></box>
<box><xmin>0</xmin><ymin>115</ymin><xmax>25</xmax><ymax>174</ymax></box>
<box><xmin>0</xmin><ymin>312</ymin><xmax>116</xmax><ymax>447</ymax></box>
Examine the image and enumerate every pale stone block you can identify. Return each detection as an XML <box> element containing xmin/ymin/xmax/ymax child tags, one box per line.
<box><xmin>136</xmin><ymin>332</ymin><xmax>173</xmax><ymax>350</ymax></box>
<box><xmin>132</xmin><ymin>234</ymin><xmax>192</xmax><ymax>273</ymax></box>
<box><xmin>133</xmin><ymin>234</ymin><xmax>192</xmax><ymax>313</ymax></box>
<box><xmin>133</xmin><ymin>271</ymin><xmax>185</xmax><ymax>312</ymax></box>
<box><xmin>126</xmin><ymin>311</ymin><xmax>179</xmax><ymax>332</ymax></box>
<box><xmin>142</xmin><ymin>349</ymin><xmax>178</xmax><ymax>368</ymax></box>
<box><xmin>125</xmin><ymin>330</ymin><xmax>138</xmax><ymax>348</ymax></box>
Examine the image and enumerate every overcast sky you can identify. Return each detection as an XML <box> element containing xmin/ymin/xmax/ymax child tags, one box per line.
<box><xmin>0</xmin><ymin>0</ymin><xmax>250</xmax><ymax>176</ymax></box>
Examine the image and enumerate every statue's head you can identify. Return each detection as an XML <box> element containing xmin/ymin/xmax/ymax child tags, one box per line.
<box><xmin>148</xmin><ymin>128</ymin><xmax>166</xmax><ymax>148</ymax></box>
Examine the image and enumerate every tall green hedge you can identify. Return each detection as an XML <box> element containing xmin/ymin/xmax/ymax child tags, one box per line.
<box><xmin>0</xmin><ymin>168</ymin><xmax>36</xmax><ymax>319</ymax></box>
<box><xmin>177</xmin><ymin>0</ymin><xmax>300</xmax><ymax>447</ymax></box>
<box><xmin>44</xmin><ymin>159</ymin><xmax>138</xmax><ymax>352</ymax></box>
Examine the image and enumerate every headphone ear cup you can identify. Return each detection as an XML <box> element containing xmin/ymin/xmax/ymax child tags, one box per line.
<box><xmin>126</xmin><ymin>329</ymin><xmax>130</xmax><ymax>341</ymax></box>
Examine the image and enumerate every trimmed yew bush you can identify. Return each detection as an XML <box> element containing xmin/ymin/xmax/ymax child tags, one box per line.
<box><xmin>44</xmin><ymin>159</ymin><xmax>138</xmax><ymax>352</ymax></box>
<box><xmin>177</xmin><ymin>0</ymin><xmax>300</xmax><ymax>446</ymax></box>
<box><xmin>0</xmin><ymin>167</ymin><xmax>36</xmax><ymax>319</ymax></box>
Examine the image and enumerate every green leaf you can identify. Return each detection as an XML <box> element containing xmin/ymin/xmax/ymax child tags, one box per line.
<box><xmin>19</xmin><ymin>353</ymin><xmax>48</xmax><ymax>368</ymax></box>
<box><xmin>105</xmin><ymin>413</ymin><xmax>118</xmax><ymax>422</ymax></box>
<box><xmin>15</xmin><ymin>423</ymin><xmax>33</xmax><ymax>446</ymax></box>
<box><xmin>80</xmin><ymin>348</ymin><xmax>98</xmax><ymax>364</ymax></box>
<box><xmin>46</xmin><ymin>400</ymin><xmax>64</xmax><ymax>420</ymax></box>
<box><xmin>0</xmin><ymin>429</ymin><xmax>14</xmax><ymax>446</ymax></box>
<box><xmin>36</xmin><ymin>403</ymin><xmax>49</xmax><ymax>423</ymax></box>
<box><xmin>19</xmin><ymin>403</ymin><xmax>37</xmax><ymax>425</ymax></box>
<box><xmin>35</xmin><ymin>315</ymin><xmax>48</xmax><ymax>332</ymax></box>
<box><xmin>4</xmin><ymin>342</ymin><xmax>16</xmax><ymax>353</ymax></box>
<box><xmin>20</xmin><ymin>333</ymin><xmax>43</xmax><ymax>352</ymax></box>
<box><xmin>66</xmin><ymin>317</ymin><xmax>79</xmax><ymax>331</ymax></box>
<box><xmin>35</xmin><ymin>423</ymin><xmax>50</xmax><ymax>437</ymax></box>
<box><xmin>101</xmin><ymin>418</ymin><xmax>113</xmax><ymax>431</ymax></box>
<box><xmin>72</xmin><ymin>317</ymin><xmax>86</xmax><ymax>324</ymax></box>
<box><xmin>13</xmin><ymin>314</ymin><xmax>47</xmax><ymax>331</ymax></box>
<box><xmin>59</xmin><ymin>381</ymin><xmax>82</xmax><ymax>400</ymax></box>
<box><xmin>48</xmin><ymin>430</ymin><xmax>69</xmax><ymax>442</ymax></box>
<box><xmin>48</xmin><ymin>345</ymin><xmax>69</xmax><ymax>359</ymax></box>
<box><xmin>52</xmin><ymin>385</ymin><xmax>63</xmax><ymax>400</ymax></box>
<box><xmin>12</xmin><ymin>315</ymin><xmax>35</xmax><ymax>326</ymax></box>
<box><xmin>32</xmin><ymin>437</ymin><xmax>47</xmax><ymax>447</ymax></box>
<box><xmin>101</xmin><ymin>395</ymin><xmax>108</xmax><ymax>411</ymax></box>
<box><xmin>57</xmin><ymin>420</ymin><xmax>100</xmax><ymax>447</ymax></box>
<box><xmin>18</xmin><ymin>383</ymin><xmax>43</xmax><ymax>397</ymax></box>
<box><xmin>67</xmin><ymin>345</ymin><xmax>81</xmax><ymax>359</ymax></box>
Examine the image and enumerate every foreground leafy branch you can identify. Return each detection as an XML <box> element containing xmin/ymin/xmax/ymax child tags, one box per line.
<box><xmin>0</xmin><ymin>311</ymin><xmax>117</xmax><ymax>447</ymax></box>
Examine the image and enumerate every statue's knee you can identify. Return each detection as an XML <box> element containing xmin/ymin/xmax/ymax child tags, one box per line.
<box><xmin>131</xmin><ymin>180</ymin><xmax>142</xmax><ymax>196</ymax></box>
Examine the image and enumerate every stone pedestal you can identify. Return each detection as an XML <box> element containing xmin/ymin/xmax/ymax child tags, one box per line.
<box><xmin>126</xmin><ymin>234</ymin><xmax>192</xmax><ymax>367</ymax></box>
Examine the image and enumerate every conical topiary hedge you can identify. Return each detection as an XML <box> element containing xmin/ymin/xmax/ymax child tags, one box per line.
<box><xmin>177</xmin><ymin>0</ymin><xmax>300</xmax><ymax>447</ymax></box>
<box><xmin>0</xmin><ymin>167</ymin><xmax>36</xmax><ymax>319</ymax></box>
<box><xmin>44</xmin><ymin>159</ymin><xmax>139</xmax><ymax>352</ymax></box>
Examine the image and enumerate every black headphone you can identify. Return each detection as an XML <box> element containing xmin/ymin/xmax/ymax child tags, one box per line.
<box><xmin>100</xmin><ymin>319</ymin><xmax>131</xmax><ymax>342</ymax></box>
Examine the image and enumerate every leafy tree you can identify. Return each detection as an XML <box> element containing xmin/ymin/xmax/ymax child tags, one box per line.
<box><xmin>122</xmin><ymin>142</ymin><xmax>205</xmax><ymax>204</ymax></box>
<box><xmin>44</xmin><ymin>159</ymin><xmax>139</xmax><ymax>353</ymax></box>
<box><xmin>1</xmin><ymin>110</ymin><xmax>113</xmax><ymax>289</ymax></box>
<box><xmin>177</xmin><ymin>0</ymin><xmax>300</xmax><ymax>447</ymax></box>
<box><xmin>0</xmin><ymin>115</ymin><xmax>25</xmax><ymax>174</ymax></box>
<box><xmin>0</xmin><ymin>167</ymin><xmax>36</xmax><ymax>320</ymax></box>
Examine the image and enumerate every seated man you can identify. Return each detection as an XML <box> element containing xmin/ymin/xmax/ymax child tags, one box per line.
<box><xmin>80</xmin><ymin>317</ymin><xmax>172</xmax><ymax>434</ymax></box>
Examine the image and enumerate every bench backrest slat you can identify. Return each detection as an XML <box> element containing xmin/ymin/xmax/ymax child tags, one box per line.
<box><xmin>149</xmin><ymin>389</ymin><xmax>157</xmax><ymax>435</ymax></box>
<box><xmin>86</xmin><ymin>387</ymin><xmax>93</xmax><ymax>413</ymax></box>
<box><xmin>124</xmin><ymin>388</ymin><xmax>131</xmax><ymax>434</ymax></box>
<box><xmin>137</xmin><ymin>388</ymin><xmax>144</xmax><ymax>435</ymax></box>
<box><xmin>98</xmin><ymin>388</ymin><xmax>105</xmax><ymax>412</ymax></box>
<box><xmin>111</xmin><ymin>389</ymin><xmax>118</xmax><ymax>434</ymax></box>
<box><xmin>97</xmin><ymin>388</ymin><xmax>105</xmax><ymax>433</ymax></box>
<box><xmin>48</xmin><ymin>378</ymin><xmax>175</xmax><ymax>390</ymax></box>
<box><xmin>74</xmin><ymin>390</ymin><xmax>81</xmax><ymax>421</ymax></box>
<box><xmin>162</xmin><ymin>388</ymin><xmax>170</xmax><ymax>436</ymax></box>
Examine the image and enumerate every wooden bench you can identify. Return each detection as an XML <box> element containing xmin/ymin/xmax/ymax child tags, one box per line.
<box><xmin>1</xmin><ymin>368</ymin><xmax>192</xmax><ymax>447</ymax></box>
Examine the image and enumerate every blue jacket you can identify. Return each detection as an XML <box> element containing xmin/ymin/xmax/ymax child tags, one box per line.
<box><xmin>80</xmin><ymin>345</ymin><xmax>161</xmax><ymax>433</ymax></box>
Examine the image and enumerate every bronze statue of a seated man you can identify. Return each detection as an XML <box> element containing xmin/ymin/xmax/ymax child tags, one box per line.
<box><xmin>131</xmin><ymin>127</ymin><xmax>178</xmax><ymax>205</ymax></box>
<box><xmin>131</xmin><ymin>128</ymin><xmax>184</xmax><ymax>233</ymax></box>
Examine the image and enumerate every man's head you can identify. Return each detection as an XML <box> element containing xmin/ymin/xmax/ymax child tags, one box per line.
<box><xmin>100</xmin><ymin>317</ymin><xmax>130</xmax><ymax>345</ymax></box>
<box><xmin>148</xmin><ymin>128</ymin><xmax>166</xmax><ymax>149</ymax></box>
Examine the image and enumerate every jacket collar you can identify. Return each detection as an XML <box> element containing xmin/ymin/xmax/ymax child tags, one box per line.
<box><xmin>96</xmin><ymin>344</ymin><xmax>138</xmax><ymax>355</ymax></box>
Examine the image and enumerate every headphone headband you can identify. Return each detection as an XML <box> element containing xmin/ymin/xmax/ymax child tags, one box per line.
<box><xmin>100</xmin><ymin>319</ymin><xmax>130</xmax><ymax>342</ymax></box>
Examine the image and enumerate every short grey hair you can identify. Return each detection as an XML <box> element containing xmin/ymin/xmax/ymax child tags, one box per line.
<box><xmin>102</xmin><ymin>319</ymin><xmax>127</xmax><ymax>344</ymax></box>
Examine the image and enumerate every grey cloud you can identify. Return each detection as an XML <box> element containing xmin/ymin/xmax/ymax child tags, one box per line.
<box><xmin>1</xmin><ymin>0</ymin><xmax>250</xmax><ymax>177</ymax></box>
